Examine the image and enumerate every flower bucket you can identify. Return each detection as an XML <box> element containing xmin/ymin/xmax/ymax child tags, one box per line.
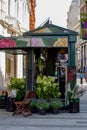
<box><xmin>69</xmin><ymin>98</ymin><xmax>80</xmax><ymax>113</ymax></box>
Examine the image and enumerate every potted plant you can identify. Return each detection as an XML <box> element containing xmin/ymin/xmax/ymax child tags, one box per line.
<box><xmin>6</xmin><ymin>77</ymin><xmax>26</xmax><ymax>112</ymax></box>
<box><xmin>50</xmin><ymin>99</ymin><xmax>63</xmax><ymax>114</ymax></box>
<box><xmin>36</xmin><ymin>75</ymin><xmax>61</xmax><ymax>101</ymax></box>
<box><xmin>7</xmin><ymin>77</ymin><xmax>26</xmax><ymax>101</ymax></box>
<box><xmin>67</xmin><ymin>84</ymin><xmax>86</xmax><ymax>113</ymax></box>
<box><xmin>29</xmin><ymin>99</ymin><xmax>37</xmax><ymax>113</ymax></box>
<box><xmin>36</xmin><ymin>99</ymin><xmax>49</xmax><ymax>115</ymax></box>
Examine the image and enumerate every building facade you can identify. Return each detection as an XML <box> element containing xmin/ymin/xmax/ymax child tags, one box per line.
<box><xmin>67</xmin><ymin>0</ymin><xmax>87</xmax><ymax>72</ymax></box>
<box><xmin>0</xmin><ymin>0</ymin><xmax>29</xmax><ymax>87</ymax></box>
<box><xmin>67</xmin><ymin>0</ymin><xmax>81</xmax><ymax>71</ymax></box>
<box><xmin>80</xmin><ymin>0</ymin><xmax>87</xmax><ymax>70</ymax></box>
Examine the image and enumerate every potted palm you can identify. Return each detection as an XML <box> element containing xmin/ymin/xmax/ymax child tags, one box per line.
<box><xmin>36</xmin><ymin>99</ymin><xmax>49</xmax><ymax>115</ymax></box>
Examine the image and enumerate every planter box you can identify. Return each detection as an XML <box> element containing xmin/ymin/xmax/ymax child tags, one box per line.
<box><xmin>69</xmin><ymin>98</ymin><xmax>80</xmax><ymax>113</ymax></box>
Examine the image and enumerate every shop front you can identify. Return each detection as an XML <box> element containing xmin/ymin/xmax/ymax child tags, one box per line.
<box><xmin>0</xmin><ymin>23</ymin><xmax>78</xmax><ymax>105</ymax></box>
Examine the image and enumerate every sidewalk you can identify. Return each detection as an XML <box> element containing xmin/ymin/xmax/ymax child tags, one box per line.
<box><xmin>0</xmin><ymin>75</ymin><xmax>87</xmax><ymax>130</ymax></box>
<box><xmin>76</xmin><ymin>72</ymin><xmax>87</xmax><ymax>85</ymax></box>
<box><xmin>0</xmin><ymin>95</ymin><xmax>87</xmax><ymax>130</ymax></box>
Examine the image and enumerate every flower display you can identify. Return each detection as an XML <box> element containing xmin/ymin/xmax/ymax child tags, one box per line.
<box><xmin>68</xmin><ymin>84</ymin><xmax>87</xmax><ymax>100</ymax></box>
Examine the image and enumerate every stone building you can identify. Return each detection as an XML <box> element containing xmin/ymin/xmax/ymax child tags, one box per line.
<box><xmin>67</xmin><ymin>0</ymin><xmax>87</xmax><ymax>72</ymax></box>
<box><xmin>80</xmin><ymin>0</ymin><xmax>87</xmax><ymax>70</ymax></box>
<box><xmin>0</xmin><ymin>0</ymin><xmax>29</xmax><ymax>87</ymax></box>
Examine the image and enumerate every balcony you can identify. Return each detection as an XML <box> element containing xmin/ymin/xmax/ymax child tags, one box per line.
<box><xmin>0</xmin><ymin>16</ymin><xmax>22</xmax><ymax>36</ymax></box>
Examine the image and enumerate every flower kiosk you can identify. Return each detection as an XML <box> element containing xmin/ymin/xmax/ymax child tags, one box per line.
<box><xmin>0</xmin><ymin>23</ymin><xmax>78</xmax><ymax>110</ymax></box>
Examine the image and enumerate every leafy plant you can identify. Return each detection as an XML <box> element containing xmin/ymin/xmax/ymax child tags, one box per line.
<box><xmin>36</xmin><ymin>99</ymin><xmax>49</xmax><ymax>110</ymax></box>
<box><xmin>36</xmin><ymin>75</ymin><xmax>61</xmax><ymax>101</ymax></box>
<box><xmin>38</xmin><ymin>57</ymin><xmax>44</xmax><ymax>73</ymax></box>
<box><xmin>80</xmin><ymin>13</ymin><xmax>87</xmax><ymax>22</ymax></box>
<box><xmin>7</xmin><ymin>77</ymin><xmax>26</xmax><ymax>101</ymax></box>
<box><xmin>67</xmin><ymin>83</ymin><xmax>86</xmax><ymax>102</ymax></box>
<box><xmin>29</xmin><ymin>99</ymin><xmax>37</xmax><ymax>108</ymax></box>
<box><xmin>50</xmin><ymin>99</ymin><xmax>63</xmax><ymax>110</ymax></box>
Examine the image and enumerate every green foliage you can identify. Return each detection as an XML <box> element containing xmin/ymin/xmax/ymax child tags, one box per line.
<box><xmin>7</xmin><ymin>77</ymin><xmax>26</xmax><ymax>101</ymax></box>
<box><xmin>49</xmin><ymin>99</ymin><xmax>63</xmax><ymax>109</ymax></box>
<box><xmin>36</xmin><ymin>75</ymin><xmax>61</xmax><ymax>101</ymax></box>
<box><xmin>70</xmin><ymin>78</ymin><xmax>76</xmax><ymax>91</ymax></box>
<box><xmin>67</xmin><ymin>84</ymin><xmax>82</xmax><ymax>101</ymax></box>
<box><xmin>84</xmin><ymin>0</ymin><xmax>87</xmax><ymax>3</ymax></box>
<box><xmin>36</xmin><ymin>100</ymin><xmax>49</xmax><ymax>110</ymax></box>
<box><xmin>38</xmin><ymin>57</ymin><xmax>44</xmax><ymax>73</ymax></box>
<box><xmin>67</xmin><ymin>91</ymin><xmax>73</xmax><ymax>100</ymax></box>
<box><xmin>80</xmin><ymin>13</ymin><xmax>87</xmax><ymax>22</ymax></box>
<box><xmin>67</xmin><ymin>77</ymin><xmax>77</xmax><ymax>102</ymax></box>
<box><xmin>29</xmin><ymin>99</ymin><xmax>37</xmax><ymax>108</ymax></box>
<box><xmin>38</xmin><ymin>57</ymin><xmax>43</xmax><ymax>66</ymax></box>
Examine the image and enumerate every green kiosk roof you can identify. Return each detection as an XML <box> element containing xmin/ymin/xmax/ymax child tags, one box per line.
<box><xmin>0</xmin><ymin>23</ymin><xmax>78</xmax><ymax>55</ymax></box>
<box><xmin>23</xmin><ymin>23</ymin><xmax>78</xmax><ymax>36</ymax></box>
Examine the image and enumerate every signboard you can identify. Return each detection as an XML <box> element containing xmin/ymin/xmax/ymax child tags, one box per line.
<box><xmin>80</xmin><ymin>13</ymin><xmax>87</xmax><ymax>39</ymax></box>
<box><xmin>81</xmin><ymin>21</ymin><xmax>87</xmax><ymax>39</ymax></box>
<box><xmin>0</xmin><ymin>37</ymin><xmax>68</xmax><ymax>48</ymax></box>
<box><xmin>31</xmin><ymin>37</ymin><xmax>68</xmax><ymax>47</ymax></box>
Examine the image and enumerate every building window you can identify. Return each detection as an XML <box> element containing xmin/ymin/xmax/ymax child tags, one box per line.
<box><xmin>15</xmin><ymin>0</ymin><xmax>19</xmax><ymax>19</ymax></box>
<box><xmin>17</xmin><ymin>2</ymin><xmax>19</xmax><ymax>19</ymax></box>
<box><xmin>8</xmin><ymin>0</ymin><xmax>11</xmax><ymax>15</ymax></box>
<box><xmin>6</xmin><ymin>58</ymin><xmax>11</xmax><ymax>73</ymax></box>
<box><xmin>0</xmin><ymin>0</ymin><xmax>5</xmax><ymax>18</ymax></box>
<box><xmin>22</xmin><ymin>3</ymin><xmax>26</xmax><ymax>22</ymax></box>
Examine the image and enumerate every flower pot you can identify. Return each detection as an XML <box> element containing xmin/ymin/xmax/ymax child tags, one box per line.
<box><xmin>36</xmin><ymin>99</ymin><xmax>49</xmax><ymax>114</ymax></box>
<box><xmin>69</xmin><ymin>98</ymin><xmax>80</xmax><ymax>113</ymax></box>
<box><xmin>30</xmin><ymin>107</ymin><xmax>37</xmax><ymax>113</ymax></box>
<box><xmin>51</xmin><ymin>109</ymin><xmax>59</xmax><ymax>114</ymax></box>
<box><xmin>39</xmin><ymin>109</ymin><xmax>46</xmax><ymax>115</ymax></box>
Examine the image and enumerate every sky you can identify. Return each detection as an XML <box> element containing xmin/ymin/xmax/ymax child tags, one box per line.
<box><xmin>35</xmin><ymin>0</ymin><xmax>72</xmax><ymax>28</ymax></box>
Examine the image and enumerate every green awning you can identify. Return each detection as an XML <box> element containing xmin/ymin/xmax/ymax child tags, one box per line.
<box><xmin>0</xmin><ymin>23</ymin><xmax>78</xmax><ymax>54</ymax></box>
